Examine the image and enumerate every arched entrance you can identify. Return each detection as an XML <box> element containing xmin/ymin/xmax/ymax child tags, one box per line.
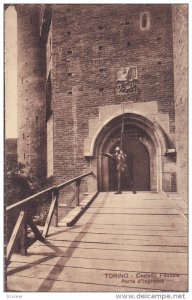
<box><xmin>95</xmin><ymin>114</ymin><xmax>159</xmax><ymax>192</ymax></box>
<box><xmin>84</xmin><ymin>105</ymin><xmax>176</xmax><ymax>194</ymax></box>
<box><xmin>109</xmin><ymin>139</ymin><xmax>150</xmax><ymax>191</ymax></box>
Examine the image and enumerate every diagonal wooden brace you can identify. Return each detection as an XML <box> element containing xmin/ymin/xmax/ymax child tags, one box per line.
<box><xmin>6</xmin><ymin>211</ymin><xmax>26</xmax><ymax>264</ymax></box>
<box><xmin>27</xmin><ymin>216</ymin><xmax>44</xmax><ymax>242</ymax></box>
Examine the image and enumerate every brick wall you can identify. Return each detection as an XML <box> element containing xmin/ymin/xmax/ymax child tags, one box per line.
<box><xmin>17</xmin><ymin>5</ymin><xmax>47</xmax><ymax>179</ymax></box>
<box><xmin>5</xmin><ymin>138</ymin><xmax>17</xmax><ymax>165</ymax></box>
<box><xmin>51</xmin><ymin>4</ymin><xmax>175</xmax><ymax>184</ymax></box>
<box><xmin>172</xmin><ymin>5</ymin><xmax>188</xmax><ymax>201</ymax></box>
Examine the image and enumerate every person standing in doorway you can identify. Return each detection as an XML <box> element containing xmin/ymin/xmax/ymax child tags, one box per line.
<box><xmin>101</xmin><ymin>146</ymin><xmax>129</xmax><ymax>194</ymax></box>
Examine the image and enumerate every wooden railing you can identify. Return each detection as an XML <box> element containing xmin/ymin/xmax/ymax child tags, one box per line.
<box><xmin>6</xmin><ymin>171</ymin><xmax>93</xmax><ymax>264</ymax></box>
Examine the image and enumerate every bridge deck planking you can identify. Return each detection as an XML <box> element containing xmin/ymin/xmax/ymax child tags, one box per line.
<box><xmin>8</xmin><ymin>253</ymin><xmax>187</xmax><ymax>274</ymax></box>
<box><xmin>9</xmin><ymin>245</ymin><xmax>188</xmax><ymax>263</ymax></box>
<box><xmin>7</xmin><ymin>192</ymin><xmax>188</xmax><ymax>292</ymax></box>
<box><xmin>7</xmin><ymin>265</ymin><xmax>187</xmax><ymax>292</ymax></box>
<box><xmin>27</xmin><ymin>231</ymin><xmax>187</xmax><ymax>246</ymax></box>
<box><xmin>7</xmin><ymin>275</ymin><xmax>161</xmax><ymax>292</ymax></box>
<box><xmin>45</xmin><ymin>226</ymin><xmax>187</xmax><ymax>237</ymax></box>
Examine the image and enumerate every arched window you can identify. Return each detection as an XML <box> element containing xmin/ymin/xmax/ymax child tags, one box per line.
<box><xmin>140</xmin><ymin>12</ymin><xmax>150</xmax><ymax>31</ymax></box>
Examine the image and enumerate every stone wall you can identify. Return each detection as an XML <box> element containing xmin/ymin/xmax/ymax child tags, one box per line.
<box><xmin>172</xmin><ymin>5</ymin><xmax>188</xmax><ymax>201</ymax></box>
<box><xmin>51</xmin><ymin>4</ymin><xmax>175</xmax><ymax>185</ymax></box>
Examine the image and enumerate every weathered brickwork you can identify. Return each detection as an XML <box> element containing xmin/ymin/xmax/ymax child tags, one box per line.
<box><xmin>17</xmin><ymin>5</ymin><xmax>47</xmax><ymax>179</ymax></box>
<box><xmin>172</xmin><ymin>5</ymin><xmax>188</xmax><ymax>201</ymax></box>
<box><xmin>16</xmin><ymin>4</ymin><xmax>187</xmax><ymax>195</ymax></box>
<box><xmin>51</xmin><ymin>4</ymin><xmax>175</xmax><ymax>184</ymax></box>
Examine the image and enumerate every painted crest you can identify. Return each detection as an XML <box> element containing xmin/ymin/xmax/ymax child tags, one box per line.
<box><xmin>117</xmin><ymin>66</ymin><xmax>139</xmax><ymax>94</ymax></box>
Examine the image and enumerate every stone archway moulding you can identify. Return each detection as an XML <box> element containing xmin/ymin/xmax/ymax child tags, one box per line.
<box><xmin>84</xmin><ymin>101</ymin><xmax>175</xmax><ymax>158</ymax></box>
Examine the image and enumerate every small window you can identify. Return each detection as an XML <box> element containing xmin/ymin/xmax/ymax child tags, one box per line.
<box><xmin>98</xmin><ymin>46</ymin><xmax>103</xmax><ymax>50</ymax></box>
<box><xmin>142</xmin><ymin>14</ymin><xmax>147</xmax><ymax>28</ymax></box>
<box><xmin>140</xmin><ymin>12</ymin><xmax>150</xmax><ymax>31</ymax></box>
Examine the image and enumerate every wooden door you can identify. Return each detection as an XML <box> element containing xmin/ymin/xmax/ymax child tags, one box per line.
<box><xmin>109</xmin><ymin>139</ymin><xmax>150</xmax><ymax>191</ymax></box>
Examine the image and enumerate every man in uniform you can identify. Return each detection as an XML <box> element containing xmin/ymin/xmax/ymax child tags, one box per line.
<box><xmin>101</xmin><ymin>146</ymin><xmax>129</xmax><ymax>194</ymax></box>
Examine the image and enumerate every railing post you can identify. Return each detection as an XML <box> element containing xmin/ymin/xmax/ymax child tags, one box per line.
<box><xmin>20</xmin><ymin>219</ymin><xmax>27</xmax><ymax>256</ymax></box>
<box><xmin>53</xmin><ymin>188</ymin><xmax>59</xmax><ymax>227</ymax></box>
<box><xmin>76</xmin><ymin>179</ymin><xmax>81</xmax><ymax>206</ymax></box>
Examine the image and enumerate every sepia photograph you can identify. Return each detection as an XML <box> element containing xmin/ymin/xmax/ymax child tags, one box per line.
<box><xmin>4</xmin><ymin>2</ymin><xmax>188</xmax><ymax>294</ymax></box>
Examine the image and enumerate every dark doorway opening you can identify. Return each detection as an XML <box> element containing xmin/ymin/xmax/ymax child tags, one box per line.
<box><xmin>109</xmin><ymin>139</ymin><xmax>150</xmax><ymax>191</ymax></box>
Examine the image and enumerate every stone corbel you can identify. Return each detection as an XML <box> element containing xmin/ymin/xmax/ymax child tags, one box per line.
<box><xmin>164</xmin><ymin>148</ymin><xmax>176</xmax><ymax>156</ymax></box>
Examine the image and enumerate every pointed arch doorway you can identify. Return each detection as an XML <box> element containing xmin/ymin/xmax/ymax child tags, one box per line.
<box><xmin>108</xmin><ymin>139</ymin><xmax>150</xmax><ymax>191</ymax></box>
<box><xmin>96</xmin><ymin>115</ymin><xmax>159</xmax><ymax>192</ymax></box>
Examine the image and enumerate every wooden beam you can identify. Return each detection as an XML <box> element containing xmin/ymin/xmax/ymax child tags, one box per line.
<box><xmin>6</xmin><ymin>211</ymin><xmax>26</xmax><ymax>264</ymax></box>
<box><xmin>20</xmin><ymin>222</ymin><xmax>27</xmax><ymax>256</ymax></box>
<box><xmin>76</xmin><ymin>179</ymin><xmax>81</xmax><ymax>206</ymax></box>
<box><xmin>27</xmin><ymin>216</ymin><xmax>44</xmax><ymax>242</ymax></box>
<box><xmin>57</xmin><ymin>172</ymin><xmax>92</xmax><ymax>190</ymax></box>
<box><xmin>43</xmin><ymin>190</ymin><xmax>59</xmax><ymax>238</ymax></box>
<box><xmin>54</xmin><ymin>192</ymin><xmax>59</xmax><ymax>228</ymax></box>
<box><xmin>6</xmin><ymin>172</ymin><xmax>93</xmax><ymax>212</ymax></box>
<box><xmin>6</xmin><ymin>185</ymin><xmax>56</xmax><ymax>212</ymax></box>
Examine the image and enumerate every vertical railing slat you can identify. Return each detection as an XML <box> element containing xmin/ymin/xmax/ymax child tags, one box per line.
<box><xmin>76</xmin><ymin>179</ymin><xmax>81</xmax><ymax>206</ymax></box>
<box><xmin>20</xmin><ymin>220</ymin><xmax>27</xmax><ymax>256</ymax></box>
<box><xmin>43</xmin><ymin>189</ymin><xmax>59</xmax><ymax>238</ymax></box>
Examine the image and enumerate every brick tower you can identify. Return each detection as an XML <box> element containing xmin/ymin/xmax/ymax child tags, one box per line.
<box><xmin>17</xmin><ymin>4</ymin><xmax>47</xmax><ymax>180</ymax></box>
<box><xmin>16</xmin><ymin>4</ymin><xmax>188</xmax><ymax>199</ymax></box>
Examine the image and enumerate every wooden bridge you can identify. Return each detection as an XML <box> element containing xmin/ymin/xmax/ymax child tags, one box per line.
<box><xmin>6</xmin><ymin>173</ymin><xmax>188</xmax><ymax>292</ymax></box>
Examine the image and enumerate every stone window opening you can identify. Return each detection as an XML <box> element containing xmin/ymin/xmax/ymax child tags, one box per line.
<box><xmin>142</xmin><ymin>14</ymin><xmax>147</xmax><ymax>28</ymax></box>
<box><xmin>140</xmin><ymin>12</ymin><xmax>150</xmax><ymax>31</ymax></box>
